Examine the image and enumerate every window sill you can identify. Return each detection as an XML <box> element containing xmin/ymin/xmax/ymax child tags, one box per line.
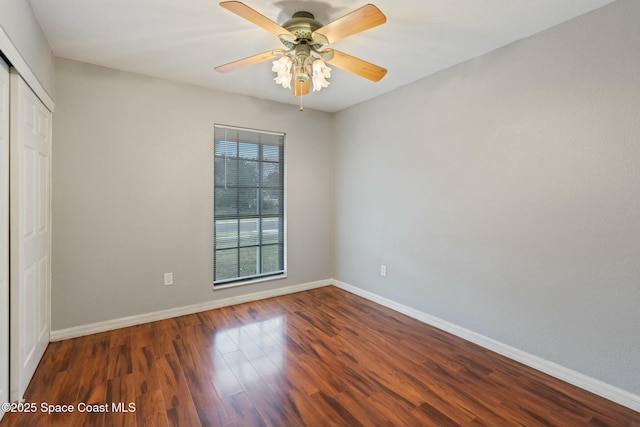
<box><xmin>213</xmin><ymin>273</ymin><xmax>287</xmax><ymax>291</ymax></box>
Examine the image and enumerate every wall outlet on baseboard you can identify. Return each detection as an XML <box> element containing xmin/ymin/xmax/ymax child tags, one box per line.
<box><xmin>164</xmin><ymin>272</ymin><xmax>173</xmax><ymax>286</ymax></box>
<box><xmin>380</xmin><ymin>265</ymin><xmax>387</xmax><ymax>277</ymax></box>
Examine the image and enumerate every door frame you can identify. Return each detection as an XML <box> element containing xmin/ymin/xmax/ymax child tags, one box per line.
<box><xmin>0</xmin><ymin>54</ymin><xmax>10</xmax><ymax>420</ymax></box>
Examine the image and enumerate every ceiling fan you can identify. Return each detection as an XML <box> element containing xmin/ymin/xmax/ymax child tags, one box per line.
<box><xmin>214</xmin><ymin>1</ymin><xmax>387</xmax><ymax>98</ymax></box>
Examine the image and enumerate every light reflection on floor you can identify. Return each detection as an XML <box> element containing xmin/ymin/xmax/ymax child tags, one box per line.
<box><xmin>211</xmin><ymin>315</ymin><xmax>287</xmax><ymax>396</ymax></box>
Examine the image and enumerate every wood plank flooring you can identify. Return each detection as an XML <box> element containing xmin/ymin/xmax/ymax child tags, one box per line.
<box><xmin>1</xmin><ymin>285</ymin><xmax>639</xmax><ymax>426</ymax></box>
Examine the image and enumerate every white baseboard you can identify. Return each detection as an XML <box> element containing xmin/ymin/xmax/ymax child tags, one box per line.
<box><xmin>50</xmin><ymin>277</ymin><xmax>640</xmax><ymax>412</ymax></box>
<box><xmin>50</xmin><ymin>279</ymin><xmax>330</xmax><ymax>341</ymax></box>
<box><xmin>332</xmin><ymin>279</ymin><xmax>640</xmax><ymax>413</ymax></box>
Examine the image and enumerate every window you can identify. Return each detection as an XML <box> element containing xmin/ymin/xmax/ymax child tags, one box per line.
<box><xmin>214</xmin><ymin>125</ymin><xmax>285</xmax><ymax>286</ymax></box>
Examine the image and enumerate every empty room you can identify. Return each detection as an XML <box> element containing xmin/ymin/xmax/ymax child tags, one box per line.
<box><xmin>1</xmin><ymin>0</ymin><xmax>639</xmax><ymax>426</ymax></box>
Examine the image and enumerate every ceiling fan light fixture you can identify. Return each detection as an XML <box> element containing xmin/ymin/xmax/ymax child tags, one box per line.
<box><xmin>273</xmin><ymin>40</ymin><xmax>332</xmax><ymax>93</ymax></box>
<box><xmin>272</xmin><ymin>56</ymin><xmax>293</xmax><ymax>89</ymax></box>
<box><xmin>311</xmin><ymin>59</ymin><xmax>331</xmax><ymax>92</ymax></box>
<box><xmin>272</xmin><ymin>51</ymin><xmax>331</xmax><ymax>93</ymax></box>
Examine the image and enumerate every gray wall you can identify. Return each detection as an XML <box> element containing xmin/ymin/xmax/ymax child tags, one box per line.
<box><xmin>0</xmin><ymin>0</ymin><xmax>55</xmax><ymax>99</ymax></box>
<box><xmin>50</xmin><ymin>0</ymin><xmax>640</xmax><ymax>397</ymax></box>
<box><xmin>52</xmin><ymin>58</ymin><xmax>333</xmax><ymax>330</ymax></box>
<box><xmin>333</xmin><ymin>0</ymin><xmax>640</xmax><ymax>395</ymax></box>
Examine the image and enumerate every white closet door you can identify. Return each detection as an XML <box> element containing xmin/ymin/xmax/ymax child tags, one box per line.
<box><xmin>9</xmin><ymin>70</ymin><xmax>51</xmax><ymax>401</ymax></box>
<box><xmin>0</xmin><ymin>58</ymin><xmax>9</xmax><ymax>418</ymax></box>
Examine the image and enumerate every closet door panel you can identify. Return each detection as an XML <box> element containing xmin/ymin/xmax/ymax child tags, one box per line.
<box><xmin>0</xmin><ymin>57</ymin><xmax>9</xmax><ymax>419</ymax></box>
<box><xmin>9</xmin><ymin>70</ymin><xmax>51</xmax><ymax>401</ymax></box>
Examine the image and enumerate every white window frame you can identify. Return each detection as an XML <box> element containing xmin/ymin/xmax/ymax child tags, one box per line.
<box><xmin>213</xmin><ymin>124</ymin><xmax>286</xmax><ymax>288</ymax></box>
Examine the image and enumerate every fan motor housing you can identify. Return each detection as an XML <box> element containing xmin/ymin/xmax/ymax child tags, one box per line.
<box><xmin>282</xmin><ymin>11</ymin><xmax>322</xmax><ymax>41</ymax></box>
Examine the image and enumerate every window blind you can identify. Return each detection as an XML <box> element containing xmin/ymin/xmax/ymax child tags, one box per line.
<box><xmin>214</xmin><ymin>125</ymin><xmax>285</xmax><ymax>286</ymax></box>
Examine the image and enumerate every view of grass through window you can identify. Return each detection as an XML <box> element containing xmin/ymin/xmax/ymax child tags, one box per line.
<box><xmin>213</xmin><ymin>125</ymin><xmax>285</xmax><ymax>285</ymax></box>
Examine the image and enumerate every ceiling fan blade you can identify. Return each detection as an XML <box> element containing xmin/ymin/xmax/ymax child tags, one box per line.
<box><xmin>214</xmin><ymin>50</ymin><xmax>275</xmax><ymax>73</ymax></box>
<box><xmin>220</xmin><ymin>1</ymin><xmax>293</xmax><ymax>37</ymax></box>
<box><xmin>292</xmin><ymin>79</ymin><xmax>311</xmax><ymax>96</ymax></box>
<box><xmin>313</xmin><ymin>4</ymin><xmax>386</xmax><ymax>44</ymax></box>
<box><xmin>327</xmin><ymin>49</ymin><xmax>387</xmax><ymax>82</ymax></box>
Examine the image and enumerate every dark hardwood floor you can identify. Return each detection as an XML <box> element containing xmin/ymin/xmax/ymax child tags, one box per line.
<box><xmin>1</xmin><ymin>285</ymin><xmax>639</xmax><ymax>426</ymax></box>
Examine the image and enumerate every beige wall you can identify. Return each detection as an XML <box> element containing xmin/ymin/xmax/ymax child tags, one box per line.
<box><xmin>333</xmin><ymin>0</ymin><xmax>640</xmax><ymax>395</ymax></box>
<box><xmin>52</xmin><ymin>58</ymin><xmax>333</xmax><ymax>330</ymax></box>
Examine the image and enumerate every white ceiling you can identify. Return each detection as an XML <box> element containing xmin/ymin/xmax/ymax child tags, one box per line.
<box><xmin>29</xmin><ymin>0</ymin><xmax>616</xmax><ymax>113</ymax></box>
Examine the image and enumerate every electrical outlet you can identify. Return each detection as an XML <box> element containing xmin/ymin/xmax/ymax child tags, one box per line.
<box><xmin>164</xmin><ymin>272</ymin><xmax>173</xmax><ymax>286</ymax></box>
<box><xmin>380</xmin><ymin>265</ymin><xmax>387</xmax><ymax>277</ymax></box>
